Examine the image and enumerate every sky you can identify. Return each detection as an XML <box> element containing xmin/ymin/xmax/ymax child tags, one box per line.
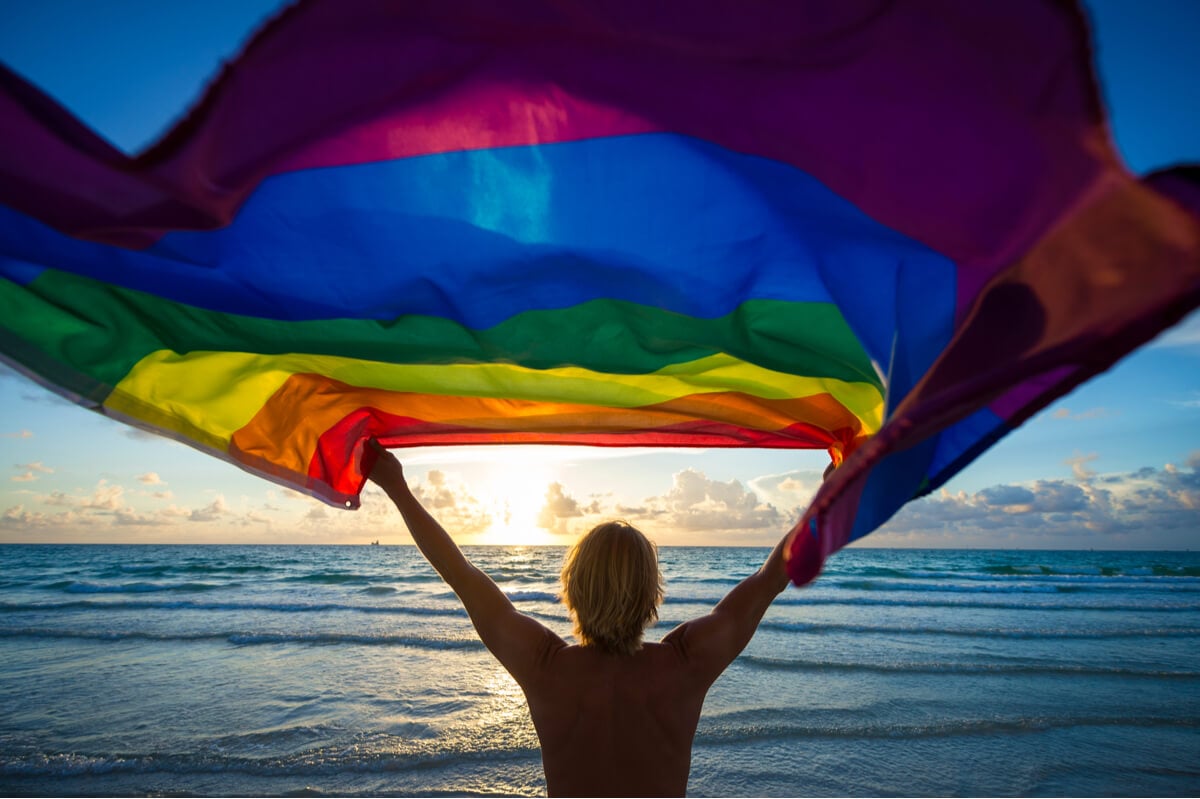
<box><xmin>0</xmin><ymin>0</ymin><xmax>1198</xmax><ymax>549</ymax></box>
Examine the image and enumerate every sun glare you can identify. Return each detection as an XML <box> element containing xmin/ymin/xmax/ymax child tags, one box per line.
<box><xmin>479</xmin><ymin>465</ymin><xmax>557</xmax><ymax>546</ymax></box>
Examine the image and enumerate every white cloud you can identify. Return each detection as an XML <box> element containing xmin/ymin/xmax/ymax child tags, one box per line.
<box><xmin>412</xmin><ymin>469</ymin><xmax>459</xmax><ymax>510</ymax></box>
<box><xmin>1168</xmin><ymin>391</ymin><xmax>1200</xmax><ymax>409</ymax></box>
<box><xmin>114</xmin><ymin>507</ymin><xmax>166</xmax><ymax>527</ymax></box>
<box><xmin>10</xmin><ymin>461</ymin><xmax>53</xmax><ymax>482</ymax></box>
<box><xmin>976</xmin><ymin>484</ymin><xmax>1035</xmax><ymax>507</ymax></box>
<box><xmin>188</xmin><ymin>495</ymin><xmax>229</xmax><ymax>522</ymax></box>
<box><xmin>2</xmin><ymin>504</ymin><xmax>33</xmax><ymax>523</ymax></box>
<box><xmin>136</xmin><ymin>472</ymin><xmax>164</xmax><ymax>485</ymax></box>
<box><xmin>239</xmin><ymin>510</ymin><xmax>273</xmax><ymax>526</ymax></box>
<box><xmin>748</xmin><ymin>469</ymin><xmax>824</xmax><ymax>515</ymax></box>
<box><xmin>1063</xmin><ymin>452</ymin><xmax>1098</xmax><ymax>481</ymax></box>
<box><xmin>538</xmin><ymin>482</ymin><xmax>583</xmax><ymax>533</ymax></box>
<box><xmin>873</xmin><ymin>461</ymin><xmax>1200</xmax><ymax>548</ymax></box>
<box><xmin>1051</xmin><ymin>407</ymin><xmax>1112</xmax><ymax>421</ymax></box>
<box><xmin>406</xmin><ymin>471</ymin><xmax>492</xmax><ymax>536</ymax></box>
<box><xmin>1</xmin><ymin>504</ymin><xmax>78</xmax><ymax>529</ymax></box>
<box><xmin>85</xmin><ymin>480</ymin><xmax>124</xmax><ymax>511</ymax></box>
<box><xmin>42</xmin><ymin>491</ymin><xmax>75</xmax><ymax>507</ymax></box>
<box><xmin>154</xmin><ymin>504</ymin><xmax>190</xmax><ymax>520</ymax></box>
<box><xmin>633</xmin><ymin>468</ymin><xmax>785</xmax><ymax>537</ymax></box>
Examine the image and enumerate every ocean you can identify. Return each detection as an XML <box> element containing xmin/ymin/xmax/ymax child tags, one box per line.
<box><xmin>1</xmin><ymin>544</ymin><xmax>1197</xmax><ymax>797</ymax></box>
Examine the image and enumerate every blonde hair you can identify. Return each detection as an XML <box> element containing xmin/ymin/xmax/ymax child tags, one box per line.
<box><xmin>560</xmin><ymin>521</ymin><xmax>664</xmax><ymax>655</ymax></box>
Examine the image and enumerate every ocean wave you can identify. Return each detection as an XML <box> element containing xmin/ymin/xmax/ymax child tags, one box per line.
<box><xmin>667</xmin><ymin>575</ymin><xmax>742</xmax><ymax>587</ymax></box>
<box><xmin>281</xmin><ymin>573</ymin><xmax>373</xmax><ymax>585</ymax></box>
<box><xmin>0</xmin><ymin>627</ymin><xmax>485</xmax><ymax>650</ymax></box>
<box><xmin>694</xmin><ymin>712</ymin><xmax>1197</xmax><ymax>746</ymax></box>
<box><xmin>754</xmin><ymin>619</ymin><xmax>1200</xmax><ymax>639</ymax></box>
<box><xmin>40</xmin><ymin>580</ymin><xmax>223</xmax><ymax>594</ymax></box>
<box><xmin>0</xmin><ymin>599</ymin><xmax>466</xmax><ymax>617</ymax></box>
<box><xmin>821</xmin><ymin>563</ymin><xmax>1200</xmax><ymax>581</ymax></box>
<box><xmin>662</xmin><ymin>594</ymin><xmax>1199</xmax><ymax>613</ymax></box>
<box><xmin>0</xmin><ymin>742</ymin><xmax>544</xmax><ymax>782</ymax></box>
<box><xmin>484</xmin><ymin>570</ymin><xmax>559</xmax><ymax>584</ymax></box>
<box><xmin>826</xmin><ymin>578</ymin><xmax>1200</xmax><ymax>594</ymax></box>
<box><xmin>769</xmin><ymin>594</ymin><xmax>1200</xmax><ymax>613</ymax></box>
<box><xmin>978</xmin><ymin>564</ymin><xmax>1200</xmax><ymax>579</ymax></box>
<box><xmin>177</xmin><ymin>563</ymin><xmax>275</xmax><ymax>574</ymax></box>
<box><xmin>735</xmin><ymin>654</ymin><xmax>1200</xmax><ymax>679</ymax></box>
<box><xmin>503</xmin><ymin>591</ymin><xmax>558</xmax><ymax>602</ymax></box>
<box><xmin>829</xmin><ymin>568</ymin><xmax>1200</xmax><ymax>584</ymax></box>
<box><xmin>89</xmin><ymin>563</ymin><xmax>278</xmax><ymax>580</ymax></box>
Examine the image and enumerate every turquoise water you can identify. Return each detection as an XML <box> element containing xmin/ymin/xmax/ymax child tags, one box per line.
<box><xmin>1</xmin><ymin>545</ymin><xmax>1198</xmax><ymax>796</ymax></box>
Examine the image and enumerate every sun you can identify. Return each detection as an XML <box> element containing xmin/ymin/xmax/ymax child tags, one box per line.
<box><xmin>479</xmin><ymin>465</ymin><xmax>557</xmax><ymax>546</ymax></box>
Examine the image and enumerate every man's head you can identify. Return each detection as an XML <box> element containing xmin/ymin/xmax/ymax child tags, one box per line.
<box><xmin>560</xmin><ymin>520</ymin><xmax>664</xmax><ymax>655</ymax></box>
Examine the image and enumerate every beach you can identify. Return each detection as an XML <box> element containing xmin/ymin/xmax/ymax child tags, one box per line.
<box><xmin>1</xmin><ymin>544</ymin><xmax>1198</xmax><ymax>797</ymax></box>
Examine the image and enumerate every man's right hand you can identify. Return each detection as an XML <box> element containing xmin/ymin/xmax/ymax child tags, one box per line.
<box><xmin>366</xmin><ymin>438</ymin><xmax>406</xmax><ymax>491</ymax></box>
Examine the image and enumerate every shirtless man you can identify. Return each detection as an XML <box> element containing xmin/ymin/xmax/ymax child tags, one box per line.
<box><xmin>367</xmin><ymin>440</ymin><xmax>794</xmax><ymax>797</ymax></box>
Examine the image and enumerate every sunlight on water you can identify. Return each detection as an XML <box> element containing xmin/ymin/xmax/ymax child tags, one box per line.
<box><xmin>481</xmin><ymin>666</ymin><xmax>527</xmax><ymax>726</ymax></box>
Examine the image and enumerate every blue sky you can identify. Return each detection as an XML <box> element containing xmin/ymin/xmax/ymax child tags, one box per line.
<box><xmin>1</xmin><ymin>0</ymin><xmax>1198</xmax><ymax>548</ymax></box>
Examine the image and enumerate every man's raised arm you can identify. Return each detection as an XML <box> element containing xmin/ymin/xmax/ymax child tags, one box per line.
<box><xmin>663</xmin><ymin>535</ymin><xmax>791</xmax><ymax>684</ymax></box>
<box><xmin>366</xmin><ymin>440</ymin><xmax>561</xmax><ymax>681</ymax></box>
<box><xmin>670</xmin><ymin>466</ymin><xmax>835</xmax><ymax>678</ymax></box>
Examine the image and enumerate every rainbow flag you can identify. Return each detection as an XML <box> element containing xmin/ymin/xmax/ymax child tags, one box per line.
<box><xmin>1</xmin><ymin>0</ymin><xmax>1197</xmax><ymax>583</ymax></box>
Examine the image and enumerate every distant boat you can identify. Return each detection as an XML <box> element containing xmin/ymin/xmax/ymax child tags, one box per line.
<box><xmin>370</xmin><ymin>540</ymin><xmax>380</xmax><ymax>546</ymax></box>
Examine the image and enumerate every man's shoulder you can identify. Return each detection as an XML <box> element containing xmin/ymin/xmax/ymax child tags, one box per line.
<box><xmin>547</xmin><ymin>639</ymin><xmax>682</xmax><ymax>665</ymax></box>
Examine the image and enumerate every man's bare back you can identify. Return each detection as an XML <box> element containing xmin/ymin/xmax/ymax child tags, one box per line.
<box><xmin>519</xmin><ymin>633</ymin><xmax>715</xmax><ymax>796</ymax></box>
<box><xmin>367</xmin><ymin>440</ymin><xmax>791</xmax><ymax>796</ymax></box>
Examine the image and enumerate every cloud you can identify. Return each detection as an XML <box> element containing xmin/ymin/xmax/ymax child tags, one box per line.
<box><xmin>114</xmin><ymin>507</ymin><xmax>167</xmax><ymax>527</ymax></box>
<box><xmin>2</xmin><ymin>430</ymin><xmax>33</xmax><ymax>439</ymax></box>
<box><xmin>42</xmin><ymin>491</ymin><xmax>75</xmax><ymax>507</ymax></box>
<box><xmin>538</xmin><ymin>482</ymin><xmax>583</xmax><ymax>533</ymax></box>
<box><xmin>241</xmin><ymin>510</ymin><xmax>273</xmax><ymax>525</ymax></box>
<box><xmin>1168</xmin><ymin>392</ymin><xmax>1200</xmax><ymax>410</ymax></box>
<box><xmin>1051</xmin><ymin>407</ymin><xmax>1112</xmax><ymax>421</ymax></box>
<box><xmin>874</xmin><ymin>461</ymin><xmax>1200</xmax><ymax>548</ymax></box>
<box><xmin>1063</xmin><ymin>452</ymin><xmax>1098</xmax><ymax>481</ymax></box>
<box><xmin>1028</xmin><ymin>480</ymin><xmax>1089</xmax><ymax>512</ymax></box>
<box><xmin>1</xmin><ymin>504</ymin><xmax>79</xmax><ymax>530</ymax></box>
<box><xmin>84</xmin><ymin>480</ymin><xmax>124</xmax><ymax>511</ymax></box>
<box><xmin>11</xmin><ymin>461</ymin><xmax>53</xmax><ymax>482</ymax></box>
<box><xmin>407</xmin><ymin>470</ymin><xmax>492</xmax><ymax>535</ymax></box>
<box><xmin>136</xmin><ymin>472</ymin><xmax>164</xmax><ymax>485</ymax></box>
<box><xmin>976</xmin><ymin>484</ymin><xmax>1035</xmax><ymax>507</ymax></box>
<box><xmin>634</xmin><ymin>468</ymin><xmax>784</xmax><ymax>536</ymax></box>
<box><xmin>412</xmin><ymin>470</ymin><xmax>459</xmax><ymax>510</ymax></box>
<box><xmin>188</xmin><ymin>495</ymin><xmax>229</xmax><ymax>522</ymax></box>
<box><xmin>2</xmin><ymin>504</ymin><xmax>35</xmax><ymax>524</ymax></box>
<box><xmin>748</xmin><ymin>469</ymin><xmax>824</xmax><ymax>515</ymax></box>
